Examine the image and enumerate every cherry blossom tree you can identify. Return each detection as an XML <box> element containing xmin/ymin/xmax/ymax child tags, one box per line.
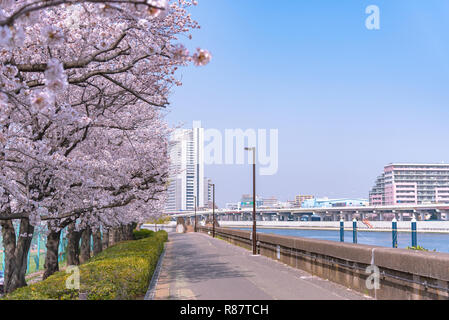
<box><xmin>0</xmin><ymin>0</ymin><xmax>211</xmax><ymax>292</ymax></box>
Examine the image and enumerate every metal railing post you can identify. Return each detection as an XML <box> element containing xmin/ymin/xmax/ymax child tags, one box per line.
<box><xmin>352</xmin><ymin>218</ymin><xmax>357</xmax><ymax>244</ymax></box>
<box><xmin>340</xmin><ymin>218</ymin><xmax>344</xmax><ymax>242</ymax></box>
<box><xmin>392</xmin><ymin>218</ymin><xmax>398</xmax><ymax>248</ymax></box>
<box><xmin>411</xmin><ymin>216</ymin><xmax>417</xmax><ymax>248</ymax></box>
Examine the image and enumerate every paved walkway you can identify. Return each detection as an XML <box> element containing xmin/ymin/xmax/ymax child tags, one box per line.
<box><xmin>153</xmin><ymin>232</ymin><xmax>369</xmax><ymax>300</ymax></box>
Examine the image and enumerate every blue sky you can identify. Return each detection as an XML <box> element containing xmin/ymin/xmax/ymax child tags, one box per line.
<box><xmin>164</xmin><ymin>0</ymin><xmax>449</xmax><ymax>207</ymax></box>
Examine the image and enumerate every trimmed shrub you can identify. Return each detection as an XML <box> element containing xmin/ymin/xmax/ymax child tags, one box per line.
<box><xmin>133</xmin><ymin>229</ymin><xmax>155</xmax><ymax>240</ymax></box>
<box><xmin>2</xmin><ymin>230</ymin><xmax>168</xmax><ymax>300</ymax></box>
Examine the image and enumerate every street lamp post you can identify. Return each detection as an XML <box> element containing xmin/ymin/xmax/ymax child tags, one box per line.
<box><xmin>245</xmin><ymin>147</ymin><xmax>257</xmax><ymax>255</ymax></box>
<box><xmin>212</xmin><ymin>184</ymin><xmax>215</xmax><ymax>238</ymax></box>
<box><xmin>193</xmin><ymin>195</ymin><xmax>197</xmax><ymax>232</ymax></box>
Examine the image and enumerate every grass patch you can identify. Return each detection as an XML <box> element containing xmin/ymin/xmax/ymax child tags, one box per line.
<box><xmin>407</xmin><ymin>245</ymin><xmax>436</xmax><ymax>252</ymax></box>
<box><xmin>2</xmin><ymin>230</ymin><xmax>167</xmax><ymax>300</ymax></box>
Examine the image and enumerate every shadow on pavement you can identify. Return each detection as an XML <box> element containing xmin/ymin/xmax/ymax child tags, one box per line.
<box><xmin>168</xmin><ymin>234</ymin><xmax>251</xmax><ymax>283</ymax></box>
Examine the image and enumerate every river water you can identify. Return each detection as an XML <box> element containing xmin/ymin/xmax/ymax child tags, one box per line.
<box><xmin>235</xmin><ymin>228</ymin><xmax>449</xmax><ymax>254</ymax></box>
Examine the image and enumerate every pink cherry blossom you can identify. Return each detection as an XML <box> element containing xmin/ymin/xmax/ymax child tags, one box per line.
<box><xmin>0</xmin><ymin>25</ymin><xmax>12</xmax><ymax>47</ymax></box>
<box><xmin>0</xmin><ymin>0</ymin><xmax>211</xmax><ymax>288</ymax></box>
<box><xmin>193</xmin><ymin>48</ymin><xmax>212</xmax><ymax>66</ymax></box>
<box><xmin>0</xmin><ymin>0</ymin><xmax>210</xmax><ymax>230</ymax></box>
<box><xmin>41</xmin><ymin>25</ymin><xmax>65</xmax><ymax>46</ymax></box>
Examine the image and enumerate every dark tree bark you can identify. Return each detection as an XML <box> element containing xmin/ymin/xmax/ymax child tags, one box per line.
<box><xmin>118</xmin><ymin>225</ymin><xmax>126</xmax><ymax>242</ymax></box>
<box><xmin>0</xmin><ymin>218</ymin><xmax>34</xmax><ymax>293</ymax></box>
<box><xmin>124</xmin><ymin>223</ymin><xmax>135</xmax><ymax>241</ymax></box>
<box><xmin>112</xmin><ymin>227</ymin><xmax>120</xmax><ymax>245</ymax></box>
<box><xmin>117</xmin><ymin>223</ymin><xmax>136</xmax><ymax>242</ymax></box>
<box><xmin>66</xmin><ymin>222</ymin><xmax>81</xmax><ymax>266</ymax></box>
<box><xmin>101</xmin><ymin>228</ymin><xmax>109</xmax><ymax>250</ymax></box>
<box><xmin>43</xmin><ymin>229</ymin><xmax>61</xmax><ymax>280</ymax></box>
<box><xmin>0</xmin><ymin>220</ymin><xmax>17</xmax><ymax>293</ymax></box>
<box><xmin>93</xmin><ymin>229</ymin><xmax>102</xmax><ymax>255</ymax></box>
<box><xmin>116</xmin><ymin>226</ymin><xmax>122</xmax><ymax>242</ymax></box>
<box><xmin>130</xmin><ymin>222</ymin><xmax>137</xmax><ymax>239</ymax></box>
<box><xmin>79</xmin><ymin>227</ymin><xmax>91</xmax><ymax>264</ymax></box>
<box><xmin>15</xmin><ymin>219</ymin><xmax>34</xmax><ymax>286</ymax></box>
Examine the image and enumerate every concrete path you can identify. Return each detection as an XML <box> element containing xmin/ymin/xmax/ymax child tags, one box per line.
<box><xmin>153</xmin><ymin>232</ymin><xmax>370</xmax><ymax>300</ymax></box>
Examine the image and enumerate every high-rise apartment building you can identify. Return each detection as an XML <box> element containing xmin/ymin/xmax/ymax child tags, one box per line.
<box><xmin>369</xmin><ymin>163</ymin><xmax>449</xmax><ymax>205</ymax></box>
<box><xmin>165</xmin><ymin>123</ymin><xmax>206</xmax><ymax>212</ymax></box>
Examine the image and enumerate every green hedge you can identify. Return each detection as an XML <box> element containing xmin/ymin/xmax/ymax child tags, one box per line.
<box><xmin>2</xmin><ymin>230</ymin><xmax>168</xmax><ymax>300</ymax></box>
<box><xmin>133</xmin><ymin>229</ymin><xmax>155</xmax><ymax>240</ymax></box>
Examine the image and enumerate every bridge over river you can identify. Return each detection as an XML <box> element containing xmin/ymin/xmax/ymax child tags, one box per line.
<box><xmin>167</xmin><ymin>203</ymin><xmax>449</xmax><ymax>222</ymax></box>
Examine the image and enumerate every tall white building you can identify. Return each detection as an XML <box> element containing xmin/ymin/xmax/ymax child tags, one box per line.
<box><xmin>165</xmin><ymin>123</ymin><xmax>206</xmax><ymax>212</ymax></box>
<box><xmin>203</xmin><ymin>177</ymin><xmax>214</xmax><ymax>209</ymax></box>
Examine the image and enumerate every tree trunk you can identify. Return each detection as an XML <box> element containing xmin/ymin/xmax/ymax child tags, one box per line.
<box><xmin>129</xmin><ymin>222</ymin><xmax>137</xmax><ymax>240</ymax></box>
<box><xmin>15</xmin><ymin>219</ymin><xmax>34</xmax><ymax>286</ymax></box>
<box><xmin>43</xmin><ymin>229</ymin><xmax>61</xmax><ymax>280</ymax></box>
<box><xmin>102</xmin><ymin>228</ymin><xmax>109</xmax><ymax>250</ymax></box>
<box><xmin>112</xmin><ymin>227</ymin><xmax>120</xmax><ymax>245</ymax></box>
<box><xmin>117</xmin><ymin>223</ymin><xmax>135</xmax><ymax>242</ymax></box>
<box><xmin>109</xmin><ymin>228</ymin><xmax>115</xmax><ymax>246</ymax></box>
<box><xmin>66</xmin><ymin>222</ymin><xmax>81</xmax><ymax>266</ymax></box>
<box><xmin>118</xmin><ymin>225</ymin><xmax>125</xmax><ymax>242</ymax></box>
<box><xmin>0</xmin><ymin>220</ymin><xmax>17</xmax><ymax>293</ymax></box>
<box><xmin>125</xmin><ymin>224</ymin><xmax>133</xmax><ymax>241</ymax></box>
<box><xmin>0</xmin><ymin>219</ymin><xmax>34</xmax><ymax>293</ymax></box>
<box><xmin>93</xmin><ymin>229</ymin><xmax>102</xmax><ymax>255</ymax></box>
<box><xmin>79</xmin><ymin>227</ymin><xmax>91</xmax><ymax>264</ymax></box>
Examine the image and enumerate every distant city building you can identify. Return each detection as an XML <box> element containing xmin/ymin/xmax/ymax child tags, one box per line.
<box><xmin>226</xmin><ymin>203</ymin><xmax>240</xmax><ymax>210</ymax></box>
<box><xmin>279</xmin><ymin>200</ymin><xmax>295</xmax><ymax>208</ymax></box>
<box><xmin>240</xmin><ymin>194</ymin><xmax>263</xmax><ymax>209</ymax></box>
<box><xmin>287</xmin><ymin>200</ymin><xmax>297</xmax><ymax>207</ymax></box>
<box><xmin>165</xmin><ymin>123</ymin><xmax>205</xmax><ymax>212</ymax></box>
<box><xmin>203</xmin><ymin>177</ymin><xmax>214</xmax><ymax>209</ymax></box>
<box><xmin>369</xmin><ymin>174</ymin><xmax>385</xmax><ymax>206</ymax></box>
<box><xmin>301</xmin><ymin>198</ymin><xmax>368</xmax><ymax>208</ymax></box>
<box><xmin>294</xmin><ymin>195</ymin><xmax>314</xmax><ymax>207</ymax></box>
<box><xmin>261</xmin><ymin>196</ymin><xmax>279</xmax><ymax>208</ymax></box>
<box><xmin>369</xmin><ymin>163</ymin><xmax>449</xmax><ymax>205</ymax></box>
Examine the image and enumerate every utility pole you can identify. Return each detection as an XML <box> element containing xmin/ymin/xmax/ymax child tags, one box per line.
<box><xmin>212</xmin><ymin>184</ymin><xmax>215</xmax><ymax>238</ymax></box>
<box><xmin>194</xmin><ymin>195</ymin><xmax>197</xmax><ymax>232</ymax></box>
<box><xmin>245</xmin><ymin>147</ymin><xmax>257</xmax><ymax>255</ymax></box>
